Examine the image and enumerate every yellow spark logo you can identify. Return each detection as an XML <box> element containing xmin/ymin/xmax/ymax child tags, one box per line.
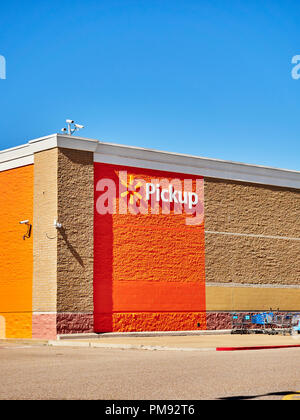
<box><xmin>120</xmin><ymin>175</ymin><xmax>142</xmax><ymax>205</ymax></box>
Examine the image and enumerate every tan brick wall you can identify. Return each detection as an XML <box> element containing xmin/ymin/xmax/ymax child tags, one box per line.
<box><xmin>206</xmin><ymin>285</ymin><xmax>300</xmax><ymax>311</ymax></box>
<box><xmin>33</xmin><ymin>149</ymin><xmax>58</xmax><ymax>313</ymax></box>
<box><xmin>204</xmin><ymin>178</ymin><xmax>300</xmax><ymax>286</ymax></box>
<box><xmin>57</xmin><ymin>148</ymin><xmax>94</xmax><ymax>313</ymax></box>
<box><xmin>32</xmin><ymin>147</ymin><xmax>94</xmax><ymax>337</ymax></box>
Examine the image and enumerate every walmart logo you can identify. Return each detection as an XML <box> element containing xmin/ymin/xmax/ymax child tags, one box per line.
<box><xmin>120</xmin><ymin>174</ymin><xmax>142</xmax><ymax>205</ymax></box>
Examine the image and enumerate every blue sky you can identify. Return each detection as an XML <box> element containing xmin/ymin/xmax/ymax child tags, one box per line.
<box><xmin>0</xmin><ymin>0</ymin><xmax>300</xmax><ymax>170</ymax></box>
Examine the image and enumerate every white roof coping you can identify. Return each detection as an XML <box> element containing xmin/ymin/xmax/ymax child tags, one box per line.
<box><xmin>0</xmin><ymin>133</ymin><xmax>299</xmax><ymax>190</ymax></box>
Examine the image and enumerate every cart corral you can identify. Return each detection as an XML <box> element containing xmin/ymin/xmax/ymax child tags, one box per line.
<box><xmin>231</xmin><ymin>311</ymin><xmax>300</xmax><ymax>335</ymax></box>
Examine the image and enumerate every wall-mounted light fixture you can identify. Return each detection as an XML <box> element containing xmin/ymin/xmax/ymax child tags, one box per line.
<box><xmin>19</xmin><ymin>220</ymin><xmax>32</xmax><ymax>240</ymax></box>
<box><xmin>53</xmin><ymin>219</ymin><xmax>62</xmax><ymax>229</ymax></box>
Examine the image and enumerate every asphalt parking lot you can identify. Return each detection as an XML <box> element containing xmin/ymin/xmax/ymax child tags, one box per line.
<box><xmin>0</xmin><ymin>340</ymin><xmax>300</xmax><ymax>400</ymax></box>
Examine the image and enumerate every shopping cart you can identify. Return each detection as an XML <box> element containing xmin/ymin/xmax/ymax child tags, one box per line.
<box><xmin>251</xmin><ymin>311</ymin><xmax>275</xmax><ymax>334</ymax></box>
<box><xmin>272</xmin><ymin>313</ymin><xmax>296</xmax><ymax>335</ymax></box>
<box><xmin>292</xmin><ymin>315</ymin><xmax>300</xmax><ymax>334</ymax></box>
<box><xmin>231</xmin><ymin>313</ymin><xmax>251</xmax><ymax>334</ymax></box>
<box><xmin>231</xmin><ymin>311</ymin><xmax>300</xmax><ymax>335</ymax></box>
<box><xmin>231</xmin><ymin>313</ymin><xmax>241</xmax><ymax>333</ymax></box>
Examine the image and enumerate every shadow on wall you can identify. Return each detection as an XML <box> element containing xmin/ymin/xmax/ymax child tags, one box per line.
<box><xmin>0</xmin><ymin>316</ymin><xmax>5</xmax><ymax>338</ymax></box>
<box><xmin>59</xmin><ymin>227</ymin><xmax>84</xmax><ymax>267</ymax></box>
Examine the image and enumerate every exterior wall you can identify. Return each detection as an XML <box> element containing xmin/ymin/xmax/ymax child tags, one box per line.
<box><xmin>1</xmin><ymin>136</ymin><xmax>300</xmax><ymax>337</ymax></box>
<box><xmin>56</xmin><ymin>148</ymin><xmax>94</xmax><ymax>334</ymax></box>
<box><xmin>204</xmin><ymin>178</ymin><xmax>300</xmax><ymax>328</ymax></box>
<box><xmin>32</xmin><ymin>149</ymin><xmax>58</xmax><ymax>339</ymax></box>
<box><xmin>0</xmin><ymin>165</ymin><xmax>34</xmax><ymax>338</ymax></box>
<box><xmin>94</xmin><ymin>163</ymin><xmax>206</xmax><ymax>332</ymax></box>
<box><xmin>32</xmin><ymin>147</ymin><xmax>94</xmax><ymax>338</ymax></box>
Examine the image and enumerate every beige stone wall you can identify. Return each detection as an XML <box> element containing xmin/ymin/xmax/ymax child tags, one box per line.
<box><xmin>204</xmin><ymin>178</ymin><xmax>300</xmax><ymax>312</ymax></box>
<box><xmin>204</xmin><ymin>178</ymin><xmax>300</xmax><ymax>286</ymax></box>
<box><xmin>57</xmin><ymin>148</ymin><xmax>94</xmax><ymax>313</ymax></box>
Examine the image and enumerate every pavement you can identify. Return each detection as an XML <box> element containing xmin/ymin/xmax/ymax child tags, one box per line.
<box><xmin>53</xmin><ymin>331</ymin><xmax>300</xmax><ymax>351</ymax></box>
<box><xmin>1</xmin><ymin>340</ymin><xmax>300</xmax><ymax>399</ymax></box>
<box><xmin>2</xmin><ymin>329</ymin><xmax>300</xmax><ymax>352</ymax></box>
<box><xmin>1</xmin><ymin>332</ymin><xmax>300</xmax><ymax>400</ymax></box>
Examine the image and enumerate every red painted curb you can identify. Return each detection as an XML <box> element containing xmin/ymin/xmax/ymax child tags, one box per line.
<box><xmin>216</xmin><ymin>344</ymin><xmax>300</xmax><ymax>351</ymax></box>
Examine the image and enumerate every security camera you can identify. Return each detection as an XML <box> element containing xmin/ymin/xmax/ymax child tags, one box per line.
<box><xmin>61</xmin><ymin>119</ymin><xmax>85</xmax><ymax>135</ymax></box>
<box><xmin>19</xmin><ymin>220</ymin><xmax>29</xmax><ymax>224</ymax></box>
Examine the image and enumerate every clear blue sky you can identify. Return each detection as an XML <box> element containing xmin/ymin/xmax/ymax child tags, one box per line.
<box><xmin>0</xmin><ymin>0</ymin><xmax>300</xmax><ymax>170</ymax></box>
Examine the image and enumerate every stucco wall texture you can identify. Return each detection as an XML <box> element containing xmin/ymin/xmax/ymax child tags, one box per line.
<box><xmin>56</xmin><ymin>148</ymin><xmax>94</xmax><ymax>334</ymax></box>
<box><xmin>94</xmin><ymin>163</ymin><xmax>206</xmax><ymax>332</ymax></box>
<box><xmin>0</xmin><ymin>165</ymin><xmax>34</xmax><ymax>338</ymax></box>
<box><xmin>204</xmin><ymin>179</ymin><xmax>300</xmax><ymax>285</ymax></box>
<box><xmin>204</xmin><ymin>178</ymin><xmax>300</xmax><ymax>328</ymax></box>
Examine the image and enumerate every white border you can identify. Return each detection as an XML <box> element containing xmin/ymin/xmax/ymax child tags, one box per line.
<box><xmin>0</xmin><ymin>133</ymin><xmax>300</xmax><ymax>189</ymax></box>
<box><xmin>94</xmin><ymin>142</ymin><xmax>300</xmax><ymax>190</ymax></box>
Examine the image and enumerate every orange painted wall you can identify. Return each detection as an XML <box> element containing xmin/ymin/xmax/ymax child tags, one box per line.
<box><xmin>0</xmin><ymin>165</ymin><xmax>34</xmax><ymax>338</ymax></box>
<box><xmin>94</xmin><ymin>163</ymin><xmax>206</xmax><ymax>332</ymax></box>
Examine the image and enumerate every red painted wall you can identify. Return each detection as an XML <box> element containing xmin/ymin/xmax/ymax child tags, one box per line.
<box><xmin>94</xmin><ymin>163</ymin><xmax>206</xmax><ymax>332</ymax></box>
